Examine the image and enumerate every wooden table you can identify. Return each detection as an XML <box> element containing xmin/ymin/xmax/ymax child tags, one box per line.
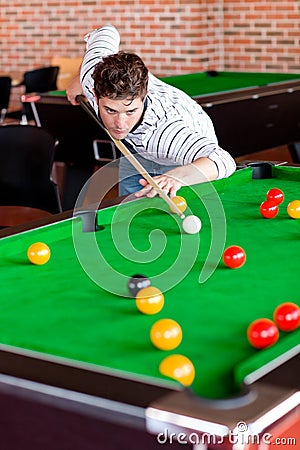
<box><xmin>0</xmin><ymin>206</ymin><xmax>52</xmax><ymax>228</ymax></box>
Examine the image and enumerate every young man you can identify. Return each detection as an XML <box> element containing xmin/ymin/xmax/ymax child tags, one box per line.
<box><xmin>67</xmin><ymin>25</ymin><xmax>236</xmax><ymax>197</ymax></box>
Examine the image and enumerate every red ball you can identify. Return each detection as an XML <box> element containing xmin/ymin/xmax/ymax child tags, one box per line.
<box><xmin>260</xmin><ymin>200</ymin><xmax>279</xmax><ymax>219</ymax></box>
<box><xmin>247</xmin><ymin>318</ymin><xmax>279</xmax><ymax>349</ymax></box>
<box><xmin>267</xmin><ymin>188</ymin><xmax>284</xmax><ymax>205</ymax></box>
<box><xmin>273</xmin><ymin>302</ymin><xmax>300</xmax><ymax>332</ymax></box>
<box><xmin>223</xmin><ymin>245</ymin><xmax>246</xmax><ymax>269</ymax></box>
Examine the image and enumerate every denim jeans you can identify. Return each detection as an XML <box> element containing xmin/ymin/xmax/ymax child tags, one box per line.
<box><xmin>118</xmin><ymin>154</ymin><xmax>180</xmax><ymax>196</ymax></box>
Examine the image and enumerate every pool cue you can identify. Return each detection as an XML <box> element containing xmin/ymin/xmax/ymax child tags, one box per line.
<box><xmin>76</xmin><ymin>95</ymin><xmax>185</xmax><ymax>219</ymax></box>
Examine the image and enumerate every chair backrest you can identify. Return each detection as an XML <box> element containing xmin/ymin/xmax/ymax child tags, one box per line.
<box><xmin>24</xmin><ymin>66</ymin><xmax>59</xmax><ymax>94</ymax></box>
<box><xmin>0</xmin><ymin>125</ymin><xmax>62</xmax><ymax>213</ymax></box>
<box><xmin>0</xmin><ymin>77</ymin><xmax>12</xmax><ymax>123</ymax></box>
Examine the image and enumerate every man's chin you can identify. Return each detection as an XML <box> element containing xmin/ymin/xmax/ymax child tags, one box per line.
<box><xmin>111</xmin><ymin>131</ymin><xmax>128</xmax><ymax>140</ymax></box>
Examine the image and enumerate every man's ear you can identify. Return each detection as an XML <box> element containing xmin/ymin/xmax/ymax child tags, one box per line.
<box><xmin>93</xmin><ymin>89</ymin><xmax>101</xmax><ymax>108</ymax></box>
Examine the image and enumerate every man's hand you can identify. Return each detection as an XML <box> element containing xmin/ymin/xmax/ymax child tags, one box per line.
<box><xmin>134</xmin><ymin>157</ymin><xmax>219</xmax><ymax>198</ymax></box>
<box><xmin>135</xmin><ymin>174</ymin><xmax>182</xmax><ymax>198</ymax></box>
<box><xmin>66</xmin><ymin>74</ymin><xmax>83</xmax><ymax>105</ymax></box>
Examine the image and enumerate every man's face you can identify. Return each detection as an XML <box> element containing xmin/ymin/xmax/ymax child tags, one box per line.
<box><xmin>97</xmin><ymin>96</ymin><xmax>145</xmax><ymax>140</ymax></box>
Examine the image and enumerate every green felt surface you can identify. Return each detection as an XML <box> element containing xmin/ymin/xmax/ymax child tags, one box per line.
<box><xmin>161</xmin><ymin>71</ymin><xmax>300</xmax><ymax>97</ymax></box>
<box><xmin>49</xmin><ymin>72</ymin><xmax>300</xmax><ymax>100</ymax></box>
<box><xmin>0</xmin><ymin>166</ymin><xmax>299</xmax><ymax>399</ymax></box>
<box><xmin>48</xmin><ymin>90</ymin><xmax>67</xmax><ymax>96</ymax></box>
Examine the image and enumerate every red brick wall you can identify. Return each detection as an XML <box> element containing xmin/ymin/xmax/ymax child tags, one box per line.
<box><xmin>0</xmin><ymin>0</ymin><xmax>299</xmax><ymax>82</ymax></box>
<box><xmin>223</xmin><ymin>0</ymin><xmax>300</xmax><ymax>72</ymax></box>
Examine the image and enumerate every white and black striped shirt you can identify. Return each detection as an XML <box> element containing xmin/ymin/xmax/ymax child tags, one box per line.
<box><xmin>80</xmin><ymin>25</ymin><xmax>236</xmax><ymax>179</ymax></box>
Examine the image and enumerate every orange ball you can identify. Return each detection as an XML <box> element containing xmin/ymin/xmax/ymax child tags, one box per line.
<box><xmin>27</xmin><ymin>242</ymin><xmax>51</xmax><ymax>265</ymax></box>
<box><xmin>287</xmin><ymin>200</ymin><xmax>300</xmax><ymax>219</ymax></box>
<box><xmin>150</xmin><ymin>318</ymin><xmax>182</xmax><ymax>350</ymax></box>
<box><xmin>135</xmin><ymin>286</ymin><xmax>164</xmax><ymax>315</ymax></box>
<box><xmin>159</xmin><ymin>354</ymin><xmax>195</xmax><ymax>386</ymax></box>
<box><xmin>169</xmin><ymin>196</ymin><xmax>187</xmax><ymax>214</ymax></box>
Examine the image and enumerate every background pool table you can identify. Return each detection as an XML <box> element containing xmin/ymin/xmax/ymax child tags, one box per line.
<box><xmin>0</xmin><ymin>163</ymin><xmax>299</xmax><ymax>449</ymax></box>
<box><xmin>28</xmin><ymin>71</ymin><xmax>300</xmax><ymax>210</ymax></box>
<box><xmin>161</xmin><ymin>71</ymin><xmax>300</xmax><ymax>158</ymax></box>
<box><xmin>33</xmin><ymin>70</ymin><xmax>300</xmax><ymax>158</ymax></box>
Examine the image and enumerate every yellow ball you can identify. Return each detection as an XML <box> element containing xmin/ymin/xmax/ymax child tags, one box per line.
<box><xmin>135</xmin><ymin>286</ymin><xmax>164</xmax><ymax>315</ymax></box>
<box><xmin>287</xmin><ymin>200</ymin><xmax>300</xmax><ymax>219</ymax></box>
<box><xmin>169</xmin><ymin>196</ymin><xmax>187</xmax><ymax>214</ymax></box>
<box><xmin>159</xmin><ymin>354</ymin><xmax>195</xmax><ymax>386</ymax></box>
<box><xmin>27</xmin><ymin>242</ymin><xmax>51</xmax><ymax>265</ymax></box>
<box><xmin>150</xmin><ymin>318</ymin><xmax>182</xmax><ymax>350</ymax></box>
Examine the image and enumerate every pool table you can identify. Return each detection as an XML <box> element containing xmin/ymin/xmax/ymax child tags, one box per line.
<box><xmin>162</xmin><ymin>71</ymin><xmax>300</xmax><ymax>158</ymax></box>
<box><xmin>30</xmin><ymin>71</ymin><xmax>300</xmax><ymax>159</ymax></box>
<box><xmin>0</xmin><ymin>163</ymin><xmax>299</xmax><ymax>449</ymax></box>
<box><xmin>27</xmin><ymin>71</ymin><xmax>300</xmax><ymax>210</ymax></box>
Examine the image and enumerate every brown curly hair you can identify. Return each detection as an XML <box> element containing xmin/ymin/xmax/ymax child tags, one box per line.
<box><xmin>92</xmin><ymin>51</ymin><xmax>149</xmax><ymax>101</ymax></box>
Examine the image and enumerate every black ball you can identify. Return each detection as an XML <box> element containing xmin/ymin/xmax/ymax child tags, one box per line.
<box><xmin>128</xmin><ymin>274</ymin><xmax>151</xmax><ymax>297</ymax></box>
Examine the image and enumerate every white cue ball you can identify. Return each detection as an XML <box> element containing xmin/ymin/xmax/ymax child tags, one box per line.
<box><xmin>182</xmin><ymin>215</ymin><xmax>202</xmax><ymax>234</ymax></box>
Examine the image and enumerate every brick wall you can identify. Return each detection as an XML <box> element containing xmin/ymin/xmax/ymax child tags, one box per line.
<box><xmin>224</xmin><ymin>0</ymin><xmax>300</xmax><ymax>72</ymax></box>
<box><xmin>0</xmin><ymin>0</ymin><xmax>299</xmax><ymax>82</ymax></box>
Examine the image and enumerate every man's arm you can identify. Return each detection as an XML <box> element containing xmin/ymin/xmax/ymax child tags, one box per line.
<box><xmin>135</xmin><ymin>156</ymin><xmax>234</xmax><ymax>198</ymax></box>
<box><xmin>66</xmin><ymin>69</ymin><xmax>82</xmax><ymax>105</ymax></box>
<box><xmin>66</xmin><ymin>25</ymin><xmax>120</xmax><ymax>107</ymax></box>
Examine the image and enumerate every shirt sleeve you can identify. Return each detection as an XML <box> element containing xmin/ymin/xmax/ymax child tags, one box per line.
<box><xmin>142</xmin><ymin>116</ymin><xmax>236</xmax><ymax>179</ymax></box>
<box><xmin>206</xmin><ymin>148</ymin><xmax>236</xmax><ymax>179</ymax></box>
<box><xmin>80</xmin><ymin>25</ymin><xmax>120</xmax><ymax>110</ymax></box>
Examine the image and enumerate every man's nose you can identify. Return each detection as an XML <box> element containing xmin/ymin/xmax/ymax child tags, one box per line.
<box><xmin>114</xmin><ymin>114</ymin><xmax>127</xmax><ymax>128</ymax></box>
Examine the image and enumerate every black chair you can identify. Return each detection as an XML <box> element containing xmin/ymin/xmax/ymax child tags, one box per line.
<box><xmin>0</xmin><ymin>76</ymin><xmax>12</xmax><ymax>124</ymax></box>
<box><xmin>19</xmin><ymin>66</ymin><xmax>59</xmax><ymax>124</ymax></box>
<box><xmin>23</xmin><ymin>66</ymin><xmax>59</xmax><ymax>94</ymax></box>
<box><xmin>0</xmin><ymin>125</ymin><xmax>62</xmax><ymax>213</ymax></box>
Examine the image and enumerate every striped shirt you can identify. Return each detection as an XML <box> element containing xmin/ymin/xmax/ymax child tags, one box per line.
<box><xmin>80</xmin><ymin>25</ymin><xmax>236</xmax><ymax>179</ymax></box>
